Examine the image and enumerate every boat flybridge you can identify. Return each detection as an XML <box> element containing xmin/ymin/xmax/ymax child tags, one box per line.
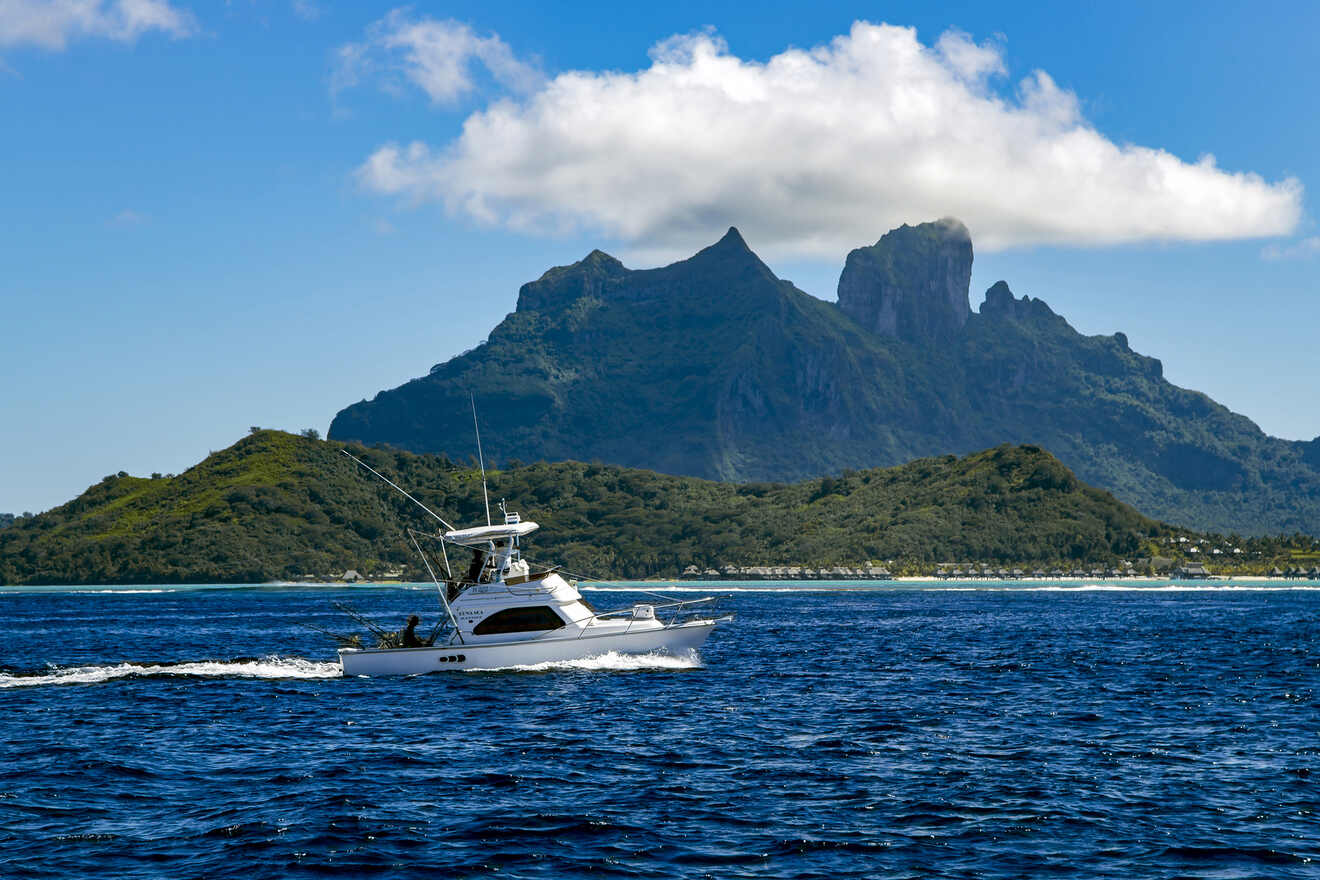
<box><xmin>336</xmin><ymin>452</ymin><xmax>729</xmax><ymax>676</ymax></box>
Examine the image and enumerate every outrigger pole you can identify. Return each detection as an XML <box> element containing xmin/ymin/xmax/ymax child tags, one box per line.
<box><xmin>470</xmin><ymin>394</ymin><xmax>492</xmax><ymax>527</ymax></box>
<box><xmin>341</xmin><ymin>449</ymin><xmax>455</xmax><ymax>532</ymax></box>
<box><xmin>340</xmin><ymin>449</ymin><xmax>465</xmax><ymax>643</ymax></box>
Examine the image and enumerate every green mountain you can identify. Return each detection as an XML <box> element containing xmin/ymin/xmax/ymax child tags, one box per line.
<box><xmin>329</xmin><ymin>221</ymin><xmax>1320</xmax><ymax>535</ymax></box>
<box><xmin>0</xmin><ymin>431</ymin><xmax>1177</xmax><ymax>586</ymax></box>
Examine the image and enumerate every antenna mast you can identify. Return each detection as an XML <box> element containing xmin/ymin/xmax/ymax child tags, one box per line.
<box><xmin>471</xmin><ymin>394</ymin><xmax>492</xmax><ymax>526</ymax></box>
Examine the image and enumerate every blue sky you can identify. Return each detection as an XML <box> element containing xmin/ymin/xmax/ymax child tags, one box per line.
<box><xmin>3</xmin><ymin>0</ymin><xmax>1318</xmax><ymax>514</ymax></box>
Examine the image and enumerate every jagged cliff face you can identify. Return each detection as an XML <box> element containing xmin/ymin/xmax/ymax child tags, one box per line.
<box><xmin>837</xmin><ymin>219</ymin><xmax>972</xmax><ymax>344</ymax></box>
<box><xmin>331</xmin><ymin>227</ymin><xmax>884</xmax><ymax>482</ymax></box>
<box><xmin>329</xmin><ymin>222</ymin><xmax>1320</xmax><ymax>535</ymax></box>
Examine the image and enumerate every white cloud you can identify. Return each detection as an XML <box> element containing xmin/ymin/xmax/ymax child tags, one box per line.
<box><xmin>354</xmin><ymin>21</ymin><xmax>1302</xmax><ymax>259</ymax></box>
<box><xmin>0</xmin><ymin>0</ymin><xmax>196</xmax><ymax>50</ymax></box>
<box><xmin>333</xmin><ymin>9</ymin><xmax>541</xmax><ymax>106</ymax></box>
<box><xmin>936</xmin><ymin>28</ymin><xmax>1004</xmax><ymax>81</ymax></box>
<box><xmin>291</xmin><ymin>0</ymin><xmax>319</xmax><ymax>22</ymax></box>
<box><xmin>1262</xmin><ymin>236</ymin><xmax>1320</xmax><ymax>261</ymax></box>
<box><xmin>109</xmin><ymin>208</ymin><xmax>146</xmax><ymax>225</ymax></box>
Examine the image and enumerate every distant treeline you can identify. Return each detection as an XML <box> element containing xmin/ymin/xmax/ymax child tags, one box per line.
<box><xmin>0</xmin><ymin>431</ymin><xmax>1311</xmax><ymax>586</ymax></box>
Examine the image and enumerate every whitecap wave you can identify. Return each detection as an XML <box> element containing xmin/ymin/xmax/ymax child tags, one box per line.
<box><xmin>584</xmin><ymin>581</ymin><xmax>1320</xmax><ymax>593</ymax></box>
<box><xmin>936</xmin><ymin>583</ymin><xmax>1320</xmax><ymax>592</ymax></box>
<box><xmin>0</xmin><ymin>656</ymin><xmax>341</xmax><ymax>688</ymax></box>
<box><xmin>474</xmin><ymin>650</ymin><xmax>703</xmax><ymax>673</ymax></box>
<box><xmin>582</xmin><ymin>584</ymin><xmax>889</xmax><ymax>593</ymax></box>
<box><xmin>70</xmin><ymin>589</ymin><xmax>176</xmax><ymax>594</ymax></box>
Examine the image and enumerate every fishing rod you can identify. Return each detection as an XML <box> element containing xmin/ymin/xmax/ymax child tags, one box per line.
<box><xmin>297</xmin><ymin>620</ymin><xmax>363</xmax><ymax>648</ymax></box>
<box><xmin>331</xmin><ymin>600</ymin><xmax>395</xmax><ymax>640</ymax></box>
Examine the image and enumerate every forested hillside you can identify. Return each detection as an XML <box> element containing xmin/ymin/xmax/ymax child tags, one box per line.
<box><xmin>0</xmin><ymin>431</ymin><xmax>1178</xmax><ymax>585</ymax></box>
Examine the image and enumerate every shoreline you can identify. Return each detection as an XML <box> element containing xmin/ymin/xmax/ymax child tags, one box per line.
<box><xmin>3</xmin><ymin>575</ymin><xmax>1319</xmax><ymax>592</ymax></box>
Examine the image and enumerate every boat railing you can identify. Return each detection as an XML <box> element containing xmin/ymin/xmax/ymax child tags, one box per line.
<box><xmin>659</xmin><ymin>596</ymin><xmax>730</xmax><ymax>627</ymax></box>
<box><xmin>584</xmin><ymin>595</ymin><xmax>728</xmax><ymax>635</ymax></box>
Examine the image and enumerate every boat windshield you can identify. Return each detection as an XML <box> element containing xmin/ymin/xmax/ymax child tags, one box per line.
<box><xmin>449</xmin><ymin>539</ymin><xmax>518</xmax><ymax>594</ymax></box>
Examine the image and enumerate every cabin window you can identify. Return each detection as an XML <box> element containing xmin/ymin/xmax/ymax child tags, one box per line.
<box><xmin>472</xmin><ymin>605</ymin><xmax>566</xmax><ymax>635</ymax></box>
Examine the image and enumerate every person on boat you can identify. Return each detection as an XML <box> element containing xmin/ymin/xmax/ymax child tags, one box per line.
<box><xmin>401</xmin><ymin>614</ymin><xmax>425</xmax><ymax>647</ymax></box>
<box><xmin>465</xmin><ymin>548</ymin><xmax>487</xmax><ymax>585</ymax></box>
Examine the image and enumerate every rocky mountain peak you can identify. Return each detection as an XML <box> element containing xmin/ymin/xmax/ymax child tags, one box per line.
<box><xmin>582</xmin><ymin>248</ymin><xmax>623</xmax><ymax>267</ymax></box>
<box><xmin>981</xmin><ymin>280</ymin><xmax>1017</xmax><ymax>313</ymax></box>
<box><xmin>978</xmin><ymin>280</ymin><xmax>1072</xmax><ymax>329</ymax></box>
<box><xmin>713</xmin><ymin>226</ymin><xmax>750</xmax><ymax>251</ymax></box>
<box><xmin>514</xmin><ymin>227</ymin><xmax>785</xmax><ymax>316</ymax></box>
<box><xmin>836</xmin><ymin>218</ymin><xmax>973</xmax><ymax>344</ymax></box>
<box><xmin>515</xmin><ymin>248</ymin><xmax>629</xmax><ymax>312</ymax></box>
<box><xmin>679</xmin><ymin>226</ymin><xmax>773</xmax><ymax>276</ymax></box>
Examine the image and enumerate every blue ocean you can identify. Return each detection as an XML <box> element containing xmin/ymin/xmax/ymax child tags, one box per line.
<box><xmin>2</xmin><ymin>583</ymin><xmax>1318</xmax><ymax>878</ymax></box>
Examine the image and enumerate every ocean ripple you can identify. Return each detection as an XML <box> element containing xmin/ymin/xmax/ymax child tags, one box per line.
<box><xmin>1</xmin><ymin>586</ymin><xmax>1318</xmax><ymax>878</ymax></box>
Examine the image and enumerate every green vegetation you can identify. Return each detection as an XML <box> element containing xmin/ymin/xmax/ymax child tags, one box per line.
<box><xmin>0</xmin><ymin>431</ymin><xmax>1206</xmax><ymax>586</ymax></box>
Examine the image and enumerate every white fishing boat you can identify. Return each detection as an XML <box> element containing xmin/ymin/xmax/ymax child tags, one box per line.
<box><xmin>335</xmin><ymin>449</ymin><xmax>729</xmax><ymax>676</ymax></box>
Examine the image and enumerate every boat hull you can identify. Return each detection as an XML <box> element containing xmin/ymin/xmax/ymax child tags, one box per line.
<box><xmin>339</xmin><ymin>620</ymin><xmax>717</xmax><ymax>676</ymax></box>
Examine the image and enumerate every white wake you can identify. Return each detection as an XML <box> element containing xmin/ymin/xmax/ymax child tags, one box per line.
<box><xmin>0</xmin><ymin>655</ymin><xmax>341</xmax><ymax>688</ymax></box>
<box><xmin>480</xmin><ymin>650</ymin><xmax>704</xmax><ymax>673</ymax></box>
